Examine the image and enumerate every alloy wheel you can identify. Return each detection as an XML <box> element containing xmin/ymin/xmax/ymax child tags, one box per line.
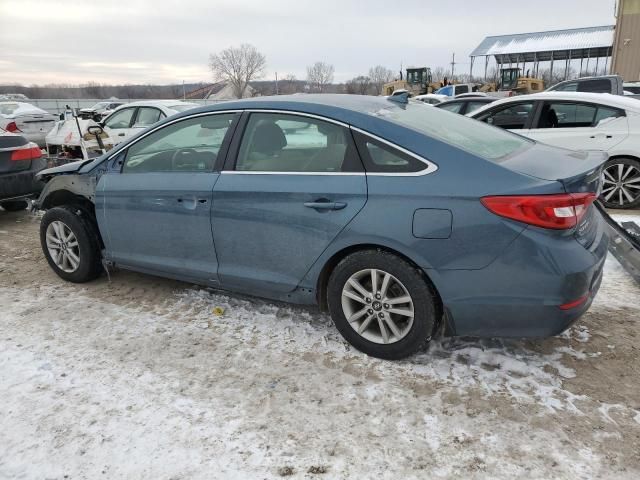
<box><xmin>601</xmin><ymin>163</ymin><xmax>640</xmax><ymax>207</ymax></box>
<box><xmin>46</xmin><ymin>220</ymin><xmax>80</xmax><ymax>273</ymax></box>
<box><xmin>341</xmin><ymin>268</ymin><xmax>414</xmax><ymax>344</ymax></box>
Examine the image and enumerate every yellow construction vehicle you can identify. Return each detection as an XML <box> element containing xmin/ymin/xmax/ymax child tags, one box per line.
<box><xmin>382</xmin><ymin>67</ymin><xmax>441</xmax><ymax>96</ymax></box>
<box><xmin>481</xmin><ymin>68</ymin><xmax>544</xmax><ymax>96</ymax></box>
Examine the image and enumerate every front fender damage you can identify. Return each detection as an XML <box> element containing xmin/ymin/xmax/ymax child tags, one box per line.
<box><xmin>35</xmin><ymin>173</ymin><xmax>98</xmax><ymax>210</ymax></box>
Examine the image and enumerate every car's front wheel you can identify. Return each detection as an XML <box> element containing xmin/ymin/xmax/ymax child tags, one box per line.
<box><xmin>0</xmin><ymin>200</ymin><xmax>29</xmax><ymax>211</ymax></box>
<box><xmin>600</xmin><ymin>157</ymin><xmax>640</xmax><ymax>209</ymax></box>
<box><xmin>327</xmin><ymin>250</ymin><xmax>438</xmax><ymax>360</ymax></box>
<box><xmin>40</xmin><ymin>206</ymin><xmax>102</xmax><ymax>282</ymax></box>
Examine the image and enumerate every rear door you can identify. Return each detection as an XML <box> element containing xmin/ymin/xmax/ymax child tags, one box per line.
<box><xmin>97</xmin><ymin>112</ymin><xmax>238</xmax><ymax>281</ymax></box>
<box><xmin>526</xmin><ymin>101</ymin><xmax>628</xmax><ymax>151</ymax></box>
<box><xmin>212</xmin><ymin>111</ymin><xmax>367</xmax><ymax>296</ymax></box>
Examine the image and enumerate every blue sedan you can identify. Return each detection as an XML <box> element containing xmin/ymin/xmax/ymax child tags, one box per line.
<box><xmin>35</xmin><ymin>95</ymin><xmax>608</xmax><ymax>359</ymax></box>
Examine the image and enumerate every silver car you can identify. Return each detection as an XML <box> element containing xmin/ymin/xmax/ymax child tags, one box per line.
<box><xmin>0</xmin><ymin>102</ymin><xmax>57</xmax><ymax>147</ymax></box>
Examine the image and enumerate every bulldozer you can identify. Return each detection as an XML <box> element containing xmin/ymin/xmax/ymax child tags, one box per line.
<box><xmin>480</xmin><ymin>67</ymin><xmax>544</xmax><ymax>96</ymax></box>
<box><xmin>382</xmin><ymin>67</ymin><xmax>441</xmax><ymax>96</ymax></box>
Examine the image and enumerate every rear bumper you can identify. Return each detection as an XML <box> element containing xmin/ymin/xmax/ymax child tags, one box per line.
<box><xmin>0</xmin><ymin>160</ymin><xmax>46</xmax><ymax>201</ymax></box>
<box><xmin>436</xmin><ymin>210</ymin><xmax>609</xmax><ymax>338</ymax></box>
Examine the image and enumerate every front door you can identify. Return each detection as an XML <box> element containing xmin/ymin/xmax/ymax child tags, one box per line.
<box><xmin>212</xmin><ymin>112</ymin><xmax>367</xmax><ymax>296</ymax></box>
<box><xmin>97</xmin><ymin>112</ymin><xmax>238</xmax><ymax>281</ymax></box>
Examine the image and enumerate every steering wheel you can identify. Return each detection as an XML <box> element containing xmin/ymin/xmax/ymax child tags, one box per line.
<box><xmin>171</xmin><ymin>147</ymin><xmax>198</xmax><ymax>169</ymax></box>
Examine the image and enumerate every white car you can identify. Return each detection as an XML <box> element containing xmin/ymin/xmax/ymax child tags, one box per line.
<box><xmin>101</xmin><ymin>100</ymin><xmax>200</xmax><ymax>144</ymax></box>
<box><xmin>413</xmin><ymin>94</ymin><xmax>448</xmax><ymax>105</ymax></box>
<box><xmin>80</xmin><ymin>100</ymin><xmax>127</xmax><ymax>119</ymax></box>
<box><xmin>0</xmin><ymin>102</ymin><xmax>57</xmax><ymax>147</ymax></box>
<box><xmin>470</xmin><ymin>92</ymin><xmax>640</xmax><ymax>209</ymax></box>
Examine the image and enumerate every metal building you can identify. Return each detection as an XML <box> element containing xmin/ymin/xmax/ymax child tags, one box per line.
<box><xmin>469</xmin><ymin>25</ymin><xmax>615</xmax><ymax>81</ymax></box>
<box><xmin>611</xmin><ymin>0</ymin><xmax>640</xmax><ymax>81</ymax></box>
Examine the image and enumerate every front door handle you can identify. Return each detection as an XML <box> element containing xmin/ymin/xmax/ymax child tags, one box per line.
<box><xmin>304</xmin><ymin>201</ymin><xmax>347</xmax><ymax>211</ymax></box>
<box><xmin>118</xmin><ymin>133</ymin><xmax>125</xmax><ymax>137</ymax></box>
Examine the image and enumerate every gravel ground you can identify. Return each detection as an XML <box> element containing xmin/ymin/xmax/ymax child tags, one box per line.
<box><xmin>1</xmin><ymin>208</ymin><xmax>639</xmax><ymax>480</ymax></box>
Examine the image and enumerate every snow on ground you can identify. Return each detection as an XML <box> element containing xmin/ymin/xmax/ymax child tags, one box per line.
<box><xmin>1</xmin><ymin>211</ymin><xmax>640</xmax><ymax>479</ymax></box>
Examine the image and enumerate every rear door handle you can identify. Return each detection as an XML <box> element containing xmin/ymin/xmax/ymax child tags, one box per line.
<box><xmin>304</xmin><ymin>201</ymin><xmax>347</xmax><ymax>211</ymax></box>
<box><xmin>118</xmin><ymin>133</ymin><xmax>125</xmax><ymax>137</ymax></box>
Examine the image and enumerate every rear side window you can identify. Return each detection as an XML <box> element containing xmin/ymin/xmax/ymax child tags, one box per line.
<box><xmin>553</xmin><ymin>82</ymin><xmax>578</xmax><ymax>92</ymax></box>
<box><xmin>577</xmin><ymin>79</ymin><xmax>612</xmax><ymax>93</ymax></box>
<box><xmin>235</xmin><ymin>113</ymin><xmax>362</xmax><ymax>173</ymax></box>
<box><xmin>594</xmin><ymin>107</ymin><xmax>624</xmax><ymax>126</ymax></box>
<box><xmin>354</xmin><ymin>133</ymin><xmax>427</xmax><ymax>173</ymax></box>
<box><xmin>455</xmin><ymin>85</ymin><xmax>469</xmax><ymax>94</ymax></box>
<box><xmin>438</xmin><ymin>102</ymin><xmax>464</xmax><ymax>114</ymax></box>
<box><xmin>133</xmin><ymin>107</ymin><xmax>163</xmax><ymax>127</ymax></box>
<box><xmin>538</xmin><ymin>102</ymin><xmax>625</xmax><ymax>129</ymax></box>
<box><xmin>466</xmin><ymin>101</ymin><xmax>491</xmax><ymax>113</ymax></box>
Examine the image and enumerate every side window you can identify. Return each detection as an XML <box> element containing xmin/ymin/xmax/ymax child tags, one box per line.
<box><xmin>577</xmin><ymin>79</ymin><xmax>611</xmax><ymax>93</ymax></box>
<box><xmin>476</xmin><ymin>102</ymin><xmax>534</xmax><ymax>129</ymax></box>
<box><xmin>235</xmin><ymin>113</ymin><xmax>361</xmax><ymax>173</ymax></box>
<box><xmin>466</xmin><ymin>101</ymin><xmax>490</xmax><ymax>114</ymax></box>
<box><xmin>439</xmin><ymin>102</ymin><xmax>464</xmax><ymax>114</ymax></box>
<box><xmin>594</xmin><ymin>107</ymin><xmax>624</xmax><ymax>126</ymax></box>
<box><xmin>456</xmin><ymin>85</ymin><xmax>469</xmax><ymax>94</ymax></box>
<box><xmin>123</xmin><ymin>113</ymin><xmax>235</xmax><ymax>173</ymax></box>
<box><xmin>538</xmin><ymin>102</ymin><xmax>597</xmax><ymax>129</ymax></box>
<box><xmin>133</xmin><ymin>107</ymin><xmax>163</xmax><ymax>127</ymax></box>
<box><xmin>354</xmin><ymin>133</ymin><xmax>426</xmax><ymax>173</ymax></box>
<box><xmin>554</xmin><ymin>82</ymin><xmax>578</xmax><ymax>92</ymax></box>
<box><xmin>104</xmin><ymin>108</ymin><xmax>135</xmax><ymax>129</ymax></box>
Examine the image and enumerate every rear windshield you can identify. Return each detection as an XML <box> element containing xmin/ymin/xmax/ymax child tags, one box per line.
<box><xmin>169</xmin><ymin>104</ymin><xmax>197</xmax><ymax>112</ymax></box>
<box><xmin>371</xmin><ymin>102</ymin><xmax>532</xmax><ymax>161</ymax></box>
<box><xmin>0</xmin><ymin>103</ymin><xmax>19</xmax><ymax>115</ymax></box>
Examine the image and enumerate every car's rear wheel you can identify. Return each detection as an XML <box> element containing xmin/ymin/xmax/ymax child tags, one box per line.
<box><xmin>40</xmin><ymin>206</ymin><xmax>102</xmax><ymax>283</ymax></box>
<box><xmin>600</xmin><ymin>158</ymin><xmax>640</xmax><ymax>209</ymax></box>
<box><xmin>327</xmin><ymin>250</ymin><xmax>438</xmax><ymax>360</ymax></box>
<box><xmin>0</xmin><ymin>200</ymin><xmax>29</xmax><ymax>212</ymax></box>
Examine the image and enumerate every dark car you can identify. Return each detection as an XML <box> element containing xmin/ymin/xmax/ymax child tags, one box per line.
<box><xmin>34</xmin><ymin>94</ymin><xmax>608</xmax><ymax>359</ymax></box>
<box><xmin>434</xmin><ymin>96</ymin><xmax>497</xmax><ymax>115</ymax></box>
<box><xmin>0</xmin><ymin>127</ymin><xmax>46</xmax><ymax>211</ymax></box>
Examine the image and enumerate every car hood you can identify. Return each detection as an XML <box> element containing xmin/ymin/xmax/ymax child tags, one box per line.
<box><xmin>35</xmin><ymin>159</ymin><xmax>93</xmax><ymax>179</ymax></box>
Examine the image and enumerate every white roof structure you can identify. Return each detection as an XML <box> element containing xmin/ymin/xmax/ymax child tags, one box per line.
<box><xmin>470</xmin><ymin>25</ymin><xmax>614</xmax><ymax>63</ymax></box>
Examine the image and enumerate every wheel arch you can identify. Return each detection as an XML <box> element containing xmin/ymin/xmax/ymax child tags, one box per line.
<box><xmin>315</xmin><ymin>243</ymin><xmax>443</xmax><ymax>316</ymax></box>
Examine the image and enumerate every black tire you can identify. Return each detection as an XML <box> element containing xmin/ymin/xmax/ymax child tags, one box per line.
<box><xmin>40</xmin><ymin>205</ymin><xmax>102</xmax><ymax>283</ymax></box>
<box><xmin>600</xmin><ymin>157</ymin><xmax>640</xmax><ymax>210</ymax></box>
<box><xmin>327</xmin><ymin>250</ymin><xmax>438</xmax><ymax>360</ymax></box>
<box><xmin>1</xmin><ymin>200</ymin><xmax>29</xmax><ymax>212</ymax></box>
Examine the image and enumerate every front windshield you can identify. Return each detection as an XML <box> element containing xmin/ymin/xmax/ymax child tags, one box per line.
<box><xmin>371</xmin><ymin>103</ymin><xmax>532</xmax><ymax>161</ymax></box>
<box><xmin>89</xmin><ymin>102</ymin><xmax>110</xmax><ymax>110</ymax></box>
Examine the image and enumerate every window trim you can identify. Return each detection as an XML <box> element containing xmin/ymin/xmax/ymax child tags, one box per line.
<box><xmin>104</xmin><ymin>106</ymin><xmax>138</xmax><ymax>130</ymax></box>
<box><xmin>530</xmin><ymin>100</ymin><xmax>626</xmax><ymax>130</ymax></box>
<box><xmin>220</xmin><ymin>109</ymin><xmax>437</xmax><ymax>177</ymax></box>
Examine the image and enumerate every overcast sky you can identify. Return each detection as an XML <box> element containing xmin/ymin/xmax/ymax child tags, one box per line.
<box><xmin>0</xmin><ymin>0</ymin><xmax>617</xmax><ymax>86</ymax></box>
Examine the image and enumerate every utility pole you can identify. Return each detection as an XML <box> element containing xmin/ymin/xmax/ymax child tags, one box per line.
<box><xmin>275</xmin><ymin>72</ymin><xmax>279</xmax><ymax>95</ymax></box>
<box><xmin>182</xmin><ymin>80</ymin><xmax>185</xmax><ymax>100</ymax></box>
<box><xmin>450</xmin><ymin>52</ymin><xmax>456</xmax><ymax>79</ymax></box>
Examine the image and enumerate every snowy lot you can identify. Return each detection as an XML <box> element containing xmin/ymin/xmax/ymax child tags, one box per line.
<box><xmin>1</xmin><ymin>209</ymin><xmax>640</xmax><ymax>479</ymax></box>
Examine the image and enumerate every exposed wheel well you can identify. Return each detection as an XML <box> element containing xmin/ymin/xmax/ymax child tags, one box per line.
<box><xmin>315</xmin><ymin>244</ymin><xmax>443</xmax><ymax>317</ymax></box>
<box><xmin>607</xmin><ymin>154</ymin><xmax>640</xmax><ymax>163</ymax></box>
<box><xmin>41</xmin><ymin>190</ymin><xmax>103</xmax><ymax>248</ymax></box>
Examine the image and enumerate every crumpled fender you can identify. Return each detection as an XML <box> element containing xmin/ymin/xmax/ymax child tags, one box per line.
<box><xmin>35</xmin><ymin>173</ymin><xmax>97</xmax><ymax>210</ymax></box>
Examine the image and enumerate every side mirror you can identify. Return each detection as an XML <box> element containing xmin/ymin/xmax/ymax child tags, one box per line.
<box><xmin>87</xmin><ymin>125</ymin><xmax>104</xmax><ymax>136</ymax></box>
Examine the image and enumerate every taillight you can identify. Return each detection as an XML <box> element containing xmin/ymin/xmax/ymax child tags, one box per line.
<box><xmin>481</xmin><ymin>193</ymin><xmax>597</xmax><ymax>230</ymax></box>
<box><xmin>11</xmin><ymin>145</ymin><xmax>42</xmax><ymax>161</ymax></box>
<box><xmin>5</xmin><ymin>122</ymin><xmax>20</xmax><ymax>133</ymax></box>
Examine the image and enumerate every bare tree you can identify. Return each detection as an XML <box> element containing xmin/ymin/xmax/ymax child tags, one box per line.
<box><xmin>209</xmin><ymin>44</ymin><xmax>266</xmax><ymax>99</ymax></box>
<box><xmin>281</xmin><ymin>74</ymin><xmax>300</xmax><ymax>94</ymax></box>
<box><xmin>306</xmin><ymin>62</ymin><xmax>334</xmax><ymax>92</ymax></box>
<box><xmin>432</xmin><ymin>67</ymin><xmax>447</xmax><ymax>85</ymax></box>
<box><xmin>345</xmin><ymin>76</ymin><xmax>372</xmax><ymax>95</ymax></box>
<box><xmin>367</xmin><ymin>66</ymin><xmax>394</xmax><ymax>95</ymax></box>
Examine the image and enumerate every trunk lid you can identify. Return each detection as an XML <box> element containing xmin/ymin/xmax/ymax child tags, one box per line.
<box><xmin>0</xmin><ymin>133</ymin><xmax>30</xmax><ymax>173</ymax></box>
<box><xmin>15</xmin><ymin>113</ymin><xmax>57</xmax><ymax>135</ymax></box>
